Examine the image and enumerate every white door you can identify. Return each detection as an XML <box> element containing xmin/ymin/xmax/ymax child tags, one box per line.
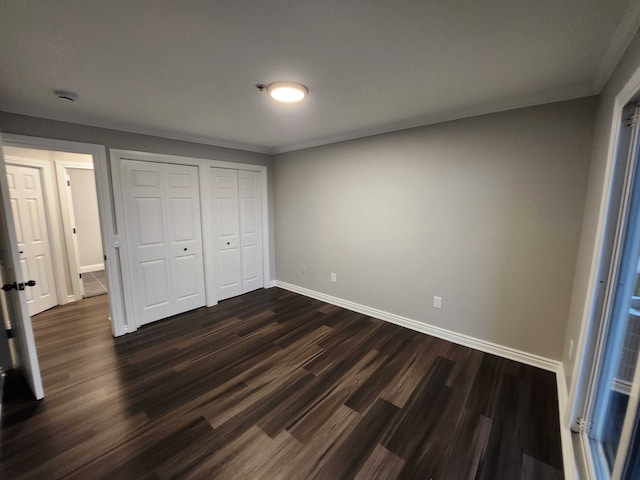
<box><xmin>121</xmin><ymin>160</ymin><xmax>205</xmax><ymax>326</ymax></box>
<box><xmin>6</xmin><ymin>164</ymin><xmax>58</xmax><ymax>315</ymax></box>
<box><xmin>238</xmin><ymin>170</ymin><xmax>263</xmax><ymax>293</ymax></box>
<box><xmin>211</xmin><ymin>168</ymin><xmax>242</xmax><ymax>300</ymax></box>
<box><xmin>0</xmin><ymin>138</ymin><xmax>44</xmax><ymax>399</ymax></box>
<box><xmin>212</xmin><ymin>168</ymin><xmax>263</xmax><ymax>301</ymax></box>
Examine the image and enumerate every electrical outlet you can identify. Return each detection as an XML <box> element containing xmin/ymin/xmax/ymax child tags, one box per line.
<box><xmin>433</xmin><ymin>296</ymin><xmax>442</xmax><ymax>309</ymax></box>
<box><xmin>301</xmin><ymin>265</ymin><xmax>307</xmax><ymax>275</ymax></box>
<box><xmin>331</xmin><ymin>272</ymin><xmax>337</xmax><ymax>282</ymax></box>
<box><xmin>568</xmin><ymin>340</ymin><xmax>574</xmax><ymax>360</ymax></box>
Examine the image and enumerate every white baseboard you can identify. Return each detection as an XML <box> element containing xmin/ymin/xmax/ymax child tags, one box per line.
<box><xmin>80</xmin><ymin>263</ymin><xmax>105</xmax><ymax>274</ymax></box>
<box><xmin>268</xmin><ymin>280</ymin><xmax>277</xmax><ymax>288</ymax></box>
<box><xmin>275</xmin><ymin>280</ymin><xmax>561</xmax><ymax>372</ymax></box>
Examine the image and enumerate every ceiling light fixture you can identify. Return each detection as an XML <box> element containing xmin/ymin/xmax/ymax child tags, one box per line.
<box><xmin>264</xmin><ymin>81</ymin><xmax>308</xmax><ymax>103</ymax></box>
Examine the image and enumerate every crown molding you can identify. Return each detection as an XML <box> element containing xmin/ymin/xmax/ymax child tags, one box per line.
<box><xmin>271</xmin><ymin>86</ymin><xmax>596</xmax><ymax>154</ymax></box>
<box><xmin>0</xmin><ymin>106</ymin><xmax>272</xmax><ymax>155</ymax></box>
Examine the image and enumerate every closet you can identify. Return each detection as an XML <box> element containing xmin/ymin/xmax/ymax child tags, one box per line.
<box><xmin>211</xmin><ymin>168</ymin><xmax>263</xmax><ymax>300</ymax></box>
<box><xmin>115</xmin><ymin>156</ymin><xmax>266</xmax><ymax>329</ymax></box>
<box><xmin>120</xmin><ymin>160</ymin><xmax>205</xmax><ymax>325</ymax></box>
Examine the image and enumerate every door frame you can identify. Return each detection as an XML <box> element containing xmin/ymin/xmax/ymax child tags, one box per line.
<box><xmin>55</xmin><ymin>160</ymin><xmax>101</xmax><ymax>299</ymax></box>
<box><xmin>4</xmin><ymin>155</ymin><xmax>72</xmax><ymax>305</ymax></box>
<box><xmin>110</xmin><ymin>149</ymin><xmax>271</xmax><ymax>331</ymax></box>
<box><xmin>2</xmin><ymin>134</ymin><xmax>124</xmax><ymax>336</ymax></box>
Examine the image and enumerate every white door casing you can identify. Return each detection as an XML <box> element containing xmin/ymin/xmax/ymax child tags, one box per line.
<box><xmin>211</xmin><ymin>168</ymin><xmax>242</xmax><ymax>300</ymax></box>
<box><xmin>238</xmin><ymin>170</ymin><xmax>263</xmax><ymax>293</ymax></box>
<box><xmin>120</xmin><ymin>160</ymin><xmax>205</xmax><ymax>326</ymax></box>
<box><xmin>212</xmin><ymin>168</ymin><xmax>263</xmax><ymax>301</ymax></box>
<box><xmin>6</xmin><ymin>164</ymin><xmax>58</xmax><ymax>315</ymax></box>
<box><xmin>0</xmin><ymin>135</ymin><xmax>43</xmax><ymax>398</ymax></box>
<box><xmin>62</xmin><ymin>171</ymin><xmax>85</xmax><ymax>297</ymax></box>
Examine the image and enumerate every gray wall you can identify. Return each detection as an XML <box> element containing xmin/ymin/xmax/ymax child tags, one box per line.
<box><xmin>0</xmin><ymin>112</ymin><xmax>276</xmax><ymax>280</ymax></box>
<box><xmin>563</xmin><ymin>28</ymin><xmax>640</xmax><ymax>390</ymax></box>
<box><xmin>274</xmin><ymin>98</ymin><xmax>596</xmax><ymax>360</ymax></box>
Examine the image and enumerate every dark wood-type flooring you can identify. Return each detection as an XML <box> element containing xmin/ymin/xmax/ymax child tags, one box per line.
<box><xmin>1</xmin><ymin>288</ymin><xmax>564</xmax><ymax>479</ymax></box>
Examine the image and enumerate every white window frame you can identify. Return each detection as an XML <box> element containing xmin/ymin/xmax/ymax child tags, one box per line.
<box><xmin>568</xmin><ymin>65</ymin><xmax>640</xmax><ymax>478</ymax></box>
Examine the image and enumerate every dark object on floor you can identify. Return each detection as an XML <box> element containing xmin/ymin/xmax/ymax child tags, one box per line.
<box><xmin>1</xmin><ymin>369</ymin><xmax>38</xmax><ymax>404</ymax></box>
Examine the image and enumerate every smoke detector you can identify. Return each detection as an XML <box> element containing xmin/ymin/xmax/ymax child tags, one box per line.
<box><xmin>54</xmin><ymin>90</ymin><xmax>78</xmax><ymax>102</ymax></box>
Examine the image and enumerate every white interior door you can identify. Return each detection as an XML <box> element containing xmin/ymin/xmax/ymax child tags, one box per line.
<box><xmin>121</xmin><ymin>160</ymin><xmax>205</xmax><ymax>326</ymax></box>
<box><xmin>6</xmin><ymin>164</ymin><xmax>58</xmax><ymax>315</ymax></box>
<box><xmin>212</xmin><ymin>168</ymin><xmax>242</xmax><ymax>300</ymax></box>
<box><xmin>0</xmin><ymin>138</ymin><xmax>43</xmax><ymax>399</ymax></box>
<box><xmin>238</xmin><ymin>170</ymin><xmax>263</xmax><ymax>293</ymax></box>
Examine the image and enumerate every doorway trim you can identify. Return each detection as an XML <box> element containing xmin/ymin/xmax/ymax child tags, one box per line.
<box><xmin>110</xmin><ymin>149</ymin><xmax>271</xmax><ymax>330</ymax></box>
<box><xmin>55</xmin><ymin>160</ymin><xmax>100</xmax><ymax>299</ymax></box>
<box><xmin>2</xmin><ymin>134</ymin><xmax>124</xmax><ymax>336</ymax></box>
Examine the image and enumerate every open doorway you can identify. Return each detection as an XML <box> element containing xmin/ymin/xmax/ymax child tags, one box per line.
<box><xmin>0</xmin><ymin>134</ymin><xmax>121</xmax><ymax>400</ymax></box>
<box><xmin>3</xmin><ymin>146</ymin><xmax>107</xmax><ymax>306</ymax></box>
<box><xmin>57</xmin><ymin>158</ymin><xmax>108</xmax><ymax>299</ymax></box>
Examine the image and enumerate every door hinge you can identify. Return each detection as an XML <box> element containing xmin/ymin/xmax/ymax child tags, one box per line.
<box><xmin>79</xmin><ymin>273</ymin><xmax>82</xmax><ymax>279</ymax></box>
<box><xmin>5</xmin><ymin>328</ymin><xmax>12</xmax><ymax>339</ymax></box>
<box><xmin>73</xmin><ymin>227</ymin><xmax>76</xmax><ymax>234</ymax></box>
<box><xmin>67</xmin><ymin>180</ymin><xmax>71</xmax><ymax>187</ymax></box>
<box><xmin>627</xmin><ymin>113</ymin><xmax>639</xmax><ymax>127</ymax></box>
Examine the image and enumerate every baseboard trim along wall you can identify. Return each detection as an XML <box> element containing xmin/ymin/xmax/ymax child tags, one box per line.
<box><xmin>275</xmin><ymin>280</ymin><xmax>560</xmax><ymax>371</ymax></box>
<box><xmin>80</xmin><ymin>263</ymin><xmax>105</xmax><ymax>274</ymax></box>
<box><xmin>274</xmin><ymin>280</ymin><xmax>576</xmax><ymax>480</ymax></box>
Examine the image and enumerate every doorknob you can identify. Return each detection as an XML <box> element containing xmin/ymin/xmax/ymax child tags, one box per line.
<box><xmin>2</xmin><ymin>280</ymin><xmax>36</xmax><ymax>291</ymax></box>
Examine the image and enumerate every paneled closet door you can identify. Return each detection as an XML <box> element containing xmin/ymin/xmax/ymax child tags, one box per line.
<box><xmin>121</xmin><ymin>160</ymin><xmax>205</xmax><ymax>326</ymax></box>
<box><xmin>211</xmin><ymin>168</ymin><xmax>263</xmax><ymax>301</ymax></box>
<box><xmin>238</xmin><ymin>170</ymin><xmax>263</xmax><ymax>293</ymax></box>
<box><xmin>211</xmin><ymin>168</ymin><xmax>242</xmax><ymax>300</ymax></box>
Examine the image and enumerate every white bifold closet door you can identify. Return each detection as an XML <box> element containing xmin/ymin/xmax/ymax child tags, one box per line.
<box><xmin>121</xmin><ymin>160</ymin><xmax>205</xmax><ymax>326</ymax></box>
<box><xmin>211</xmin><ymin>168</ymin><xmax>263</xmax><ymax>301</ymax></box>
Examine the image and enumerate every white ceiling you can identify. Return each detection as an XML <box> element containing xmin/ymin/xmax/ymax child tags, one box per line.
<box><xmin>1</xmin><ymin>0</ymin><xmax>639</xmax><ymax>154</ymax></box>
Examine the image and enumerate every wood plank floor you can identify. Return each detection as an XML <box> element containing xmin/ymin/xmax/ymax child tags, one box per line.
<box><xmin>1</xmin><ymin>288</ymin><xmax>564</xmax><ymax>479</ymax></box>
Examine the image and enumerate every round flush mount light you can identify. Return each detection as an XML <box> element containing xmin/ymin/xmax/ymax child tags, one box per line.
<box><xmin>54</xmin><ymin>90</ymin><xmax>78</xmax><ymax>102</ymax></box>
<box><xmin>264</xmin><ymin>81</ymin><xmax>308</xmax><ymax>103</ymax></box>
